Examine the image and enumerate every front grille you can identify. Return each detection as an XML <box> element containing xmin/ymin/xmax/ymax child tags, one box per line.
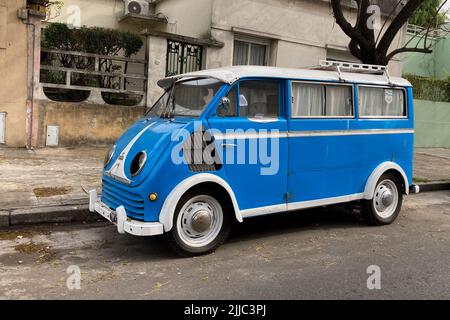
<box><xmin>101</xmin><ymin>178</ymin><xmax>145</xmax><ymax>220</ymax></box>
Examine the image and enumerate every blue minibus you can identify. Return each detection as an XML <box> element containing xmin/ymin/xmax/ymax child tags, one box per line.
<box><xmin>89</xmin><ymin>61</ymin><xmax>419</xmax><ymax>256</ymax></box>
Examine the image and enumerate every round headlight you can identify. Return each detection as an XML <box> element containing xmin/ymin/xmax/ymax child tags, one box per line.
<box><xmin>130</xmin><ymin>151</ymin><xmax>147</xmax><ymax>177</ymax></box>
<box><xmin>104</xmin><ymin>145</ymin><xmax>116</xmax><ymax>167</ymax></box>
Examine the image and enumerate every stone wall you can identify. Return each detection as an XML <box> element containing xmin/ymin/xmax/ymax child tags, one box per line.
<box><xmin>38</xmin><ymin>101</ymin><xmax>145</xmax><ymax>146</ymax></box>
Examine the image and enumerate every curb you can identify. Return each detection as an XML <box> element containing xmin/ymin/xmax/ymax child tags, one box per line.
<box><xmin>0</xmin><ymin>202</ymin><xmax>101</xmax><ymax>228</ymax></box>
<box><xmin>418</xmin><ymin>181</ymin><xmax>450</xmax><ymax>193</ymax></box>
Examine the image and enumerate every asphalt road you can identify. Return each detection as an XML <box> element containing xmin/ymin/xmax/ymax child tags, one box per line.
<box><xmin>1</xmin><ymin>191</ymin><xmax>449</xmax><ymax>300</ymax></box>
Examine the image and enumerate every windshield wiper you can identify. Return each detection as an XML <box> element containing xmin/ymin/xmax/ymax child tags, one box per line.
<box><xmin>161</xmin><ymin>84</ymin><xmax>176</xmax><ymax>119</ymax></box>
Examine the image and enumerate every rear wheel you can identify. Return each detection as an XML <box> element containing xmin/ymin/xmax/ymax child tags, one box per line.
<box><xmin>363</xmin><ymin>173</ymin><xmax>403</xmax><ymax>226</ymax></box>
<box><xmin>166</xmin><ymin>188</ymin><xmax>231</xmax><ymax>257</ymax></box>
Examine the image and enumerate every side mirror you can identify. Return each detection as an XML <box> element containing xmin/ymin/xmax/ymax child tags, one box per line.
<box><xmin>217</xmin><ymin>97</ymin><xmax>230</xmax><ymax>114</ymax></box>
<box><xmin>239</xmin><ymin>94</ymin><xmax>249</xmax><ymax>108</ymax></box>
<box><xmin>221</xmin><ymin>96</ymin><xmax>230</xmax><ymax>108</ymax></box>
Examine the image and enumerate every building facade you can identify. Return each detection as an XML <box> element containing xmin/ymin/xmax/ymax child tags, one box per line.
<box><xmin>2</xmin><ymin>0</ymin><xmax>407</xmax><ymax>147</ymax></box>
<box><xmin>0</xmin><ymin>0</ymin><xmax>29</xmax><ymax>146</ymax></box>
<box><xmin>49</xmin><ymin>0</ymin><xmax>406</xmax><ymax>105</ymax></box>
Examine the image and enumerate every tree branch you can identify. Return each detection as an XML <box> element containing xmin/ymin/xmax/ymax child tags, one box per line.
<box><xmin>377</xmin><ymin>0</ymin><xmax>424</xmax><ymax>57</ymax></box>
<box><xmin>375</xmin><ymin>0</ymin><xmax>405</xmax><ymax>45</ymax></box>
<box><xmin>330</xmin><ymin>0</ymin><xmax>372</xmax><ymax>51</ymax></box>
<box><xmin>386</xmin><ymin>46</ymin><xmax>432</xmax><ymax>61</ymax></box>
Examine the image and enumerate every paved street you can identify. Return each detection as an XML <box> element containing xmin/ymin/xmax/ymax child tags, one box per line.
<box><xmin>1</xmin><ymin>191</ymin><xmax>449</xmax><ymax>300</ymax></box>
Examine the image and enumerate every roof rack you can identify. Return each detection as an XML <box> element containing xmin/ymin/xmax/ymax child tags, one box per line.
<box><xmin>317</xmin><ymin>60</ymin><xmax>392</xmax><ymax>84</ymax></box>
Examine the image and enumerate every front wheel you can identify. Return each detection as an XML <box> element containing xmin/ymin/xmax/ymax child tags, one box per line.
<box><xmin>363</xmin><ymin>173</ymin><xmax>403</xmax><ymax>226</ymax></box>
<box><xmin>166</xmin><ymin>188</ymin><xmax>231</xmax><ymax>257</ymax></box>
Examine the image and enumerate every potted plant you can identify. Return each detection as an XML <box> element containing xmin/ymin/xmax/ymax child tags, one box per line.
<box><xmin>27</xmin><ymin>0</ymin><xmax>51</xmax><ymax>14</ymax></box>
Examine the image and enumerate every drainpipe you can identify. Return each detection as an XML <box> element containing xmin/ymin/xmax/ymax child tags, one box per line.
<box><xmin>19</xmin><ymin>8</ymin><xmax>45</xmax><ymax>149</ymax></box>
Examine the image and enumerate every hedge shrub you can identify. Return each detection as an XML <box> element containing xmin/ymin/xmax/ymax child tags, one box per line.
<box><xmin>404</xmin><ymin>74</ymin><xmax>450</xmax><ymax>102</ymax></box>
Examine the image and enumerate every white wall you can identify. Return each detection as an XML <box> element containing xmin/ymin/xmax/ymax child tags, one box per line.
<box><xmin>208</xmin><ymin>0</ymin><xmax>405</xmax><ymax>75</ymax></box>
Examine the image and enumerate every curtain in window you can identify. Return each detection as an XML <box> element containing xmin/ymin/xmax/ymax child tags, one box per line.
<box><xmin>292</xmin><ymin>83</ymin><xmax>324</xmax><ymax>117</ymax></box>
<box><xmin>385</xmin><ymin>89</ymin><xmax>405</xmax><ymax>116</ymax></box>
<box><xmin>233</xmin><ymin>41</ymin><xmax>249</xmax><ymax>66</ymax></box>
<box><xmin>325</xmin><ymin>86</ymin><xmax>352</xmax><ymax>116</ymax></box>
<box><xmin>359</xmin><ymin>87</ymin><xmax>405</xmax><ymax>117</ymax></box>
<box><xmin>250</xmin><ymin>43</ymin><xmax>266</xmax><ymax>66</ymax></box>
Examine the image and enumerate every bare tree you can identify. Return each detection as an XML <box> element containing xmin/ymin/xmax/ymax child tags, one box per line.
<box><xmin>330</xmin><ymin>0</ymin><xmax>448</xmax><ymax>65</ymax></box>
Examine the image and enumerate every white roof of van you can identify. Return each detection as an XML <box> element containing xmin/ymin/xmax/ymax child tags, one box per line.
<box><xmin>157</xmin><ymin>66</ymin><xmax>411</xmax><ymax>89</ymax></box>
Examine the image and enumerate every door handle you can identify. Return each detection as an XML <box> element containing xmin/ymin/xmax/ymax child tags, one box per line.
<box><xmin>221</xmin><ymin>143</ymin><xmax>237</xmax><ymax>148</ymax></box>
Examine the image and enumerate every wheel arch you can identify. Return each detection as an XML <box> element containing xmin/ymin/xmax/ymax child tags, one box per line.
<box><xmin>159</xmin><ymin>173</ymin><xmax>242</xmax><ymax>232</ymax></box>
<box><xmin>364</xmin><ymin>162</ymin><xmax>410</xmax><ymax>200</ymax></box>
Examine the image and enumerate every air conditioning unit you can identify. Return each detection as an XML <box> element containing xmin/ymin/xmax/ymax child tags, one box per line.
<box><xmin>124</xmin><ymin>0</ymin><xmax>150</xmax><ymax>16</ymax></box>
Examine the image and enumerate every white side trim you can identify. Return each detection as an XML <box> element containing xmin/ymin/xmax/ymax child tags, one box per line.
<box><xmin>106</xmin><ymin>122</ymin><xmax>156</xmax><ymax>184</ymax></box>
<box><xmin>240</xmin><ymin>193</ymin><xmax>364</xmax><ymax>219</ymax></box>
<box><xmin>213</xmin><ymin>129</ymin><xmax>414</xmax><ymax>140</ymax></box>
<box><xmin>241</xmin><ymin>204</ymin><xmax>287</xmax><ymax>218</ymax></box>
<box><xmin>364</xmin><ymin>162</ymin><xmax>409</xmax><ymax>199</ymax></box>
<box><xmin>287</xmin><ymin>193</ymin><xmax>364</xmax><ymax>212</ymax></box>
<box><xmin>288</xmin><ymin>129</ymin><xmax>414</xmax><ymax>138</ymax></box>
<box><xmin>159</xmin><ymin>173</ymin><xmax>243</xmax><ymax>232</ymax></box>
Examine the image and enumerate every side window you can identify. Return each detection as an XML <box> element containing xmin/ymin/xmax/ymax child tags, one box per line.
<box><xmin>217</xmin><ymin>86</ymin><xmax>238</xmax><ymax>117</ymax></box>
<box><xmin>239</xmin><ymin>80</ymin><xmax>279</xmax><ymax>118</ymax></box>
<box><xmin>359</xmin><ymin>86</ymin><xmax>406</xmax><ymax>117</ymax></box>
<box><xmin>291</xmin><ymin>82</ymin><xmax>353</xmax><ymax>117</ymax></box>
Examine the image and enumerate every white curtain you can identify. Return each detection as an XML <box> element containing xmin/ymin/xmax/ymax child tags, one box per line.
<box><xmin>359</xmin><ymin>87</ymin><xmax>405</xmax><ymax>117</ymax></box>
<box><xmin>385</xmin><ymin>89</ymin><xmax>405</xmax><ymax>116</ymax></box>
<box><xmin>325</xmin><ymin>86</ymin><xmax>353</xmax><ymax>116</ymax></box>
<box><xmin>292</xmin><ymin>83</ymin><xmax>324</xmax><ymax>117</ymax></box>
<box><xmin>249</xmin><ymin>43</ymin><xmax>266</xmax><ymax>66</ymax></box>
<box><xmin>233</xmin><ymin>41</ymin><xmax>266</xmax><ymax>66</ymax></box>
<box><xmin>233</xmin><ymin>41</ymin><xmax>249</xmax><ymax>66</ymax></box>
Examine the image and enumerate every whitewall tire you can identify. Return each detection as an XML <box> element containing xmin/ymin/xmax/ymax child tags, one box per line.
<box><xmin>166</xmin><ymin>188</ymin><xmax>231</xmax><ymax>257</ymax></box>
<box><xmin>363</xmin><ymin>173</ymin><xmax>403</xmax><ymax>226</ymax></box>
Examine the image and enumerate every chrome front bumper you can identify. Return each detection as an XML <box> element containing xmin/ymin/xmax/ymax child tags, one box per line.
<box><xmin>89</xmin><ymin>190</ymin><xmax>164</xmax><ymax>237</ymax></box>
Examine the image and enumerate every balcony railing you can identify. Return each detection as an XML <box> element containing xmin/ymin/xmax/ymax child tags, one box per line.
<box><xmin>39</xmin><ymin>49</ymin><xmax>147</xmax><ymax>106</ymax></box>
<box><xmin>407</xmin><ymin>23</ymin><xmax>449</xmax><ymax>40</ymax></box>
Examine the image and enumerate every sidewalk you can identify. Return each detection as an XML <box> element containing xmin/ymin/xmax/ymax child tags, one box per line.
<box><xmin>0</xmin><ymin>146</ymin><xmax>449</xmax><ymax>227</ymax></box>
<box><xmin>0</xmin><ymin>146</ymin><xmax>107</xmax><ymax>226</ymax></box>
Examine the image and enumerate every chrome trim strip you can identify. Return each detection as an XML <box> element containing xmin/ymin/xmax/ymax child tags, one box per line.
<box><xmin>288</xmin><ymin>129</ymin><xmax>415</xmax><ymax>138</ymax></box>
<box><xmin>214</xmin><ymin>129</ymin><xmax>414</xmax><ymax>140</ymax></box>
<box><xmin>240</xmin><ymin>193</ymin><xmax>365</xmax><ymax>219</ymax></box>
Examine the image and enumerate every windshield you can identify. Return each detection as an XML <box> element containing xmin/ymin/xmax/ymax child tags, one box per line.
<box><xmin>146</xmin><ymin>78</ymin><xmax>223</xmax><ymax>118</ymax></box>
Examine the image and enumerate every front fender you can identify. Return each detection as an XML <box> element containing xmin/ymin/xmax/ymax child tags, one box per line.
<box><xmin>159</xmin><ymin>173</ymin><xmax>243</xmax><ymax>232</ymax></box>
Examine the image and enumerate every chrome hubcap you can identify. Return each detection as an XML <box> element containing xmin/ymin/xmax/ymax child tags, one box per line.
<box><xmin>177</xmin><ymin>195</ymin><xmax>223</xmax><ymax>248</ymax></box>
<box><xmin>381</xmin><ymin>189</ymin><xmax>393</xmax><ymax>207</ymax></box>
<box><xmin>191</xmin><ymin>210</ymin><xmax>213</xmax><ymax>233</ymax></box>
<box><xmin>374</xmin><ymin>180</ymin><xmax>398</xmax><ymax>219</ymax></box>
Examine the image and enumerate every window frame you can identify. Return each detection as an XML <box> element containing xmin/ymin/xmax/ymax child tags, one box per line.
<box><xmin>233</xmin><ymin>36</ymin><xmax>270</xmax><ymax>66</ymax></box>
<box><xmin>357</xmin><ymin>85</ymin><xmax>408</xmax><ymax>119</ymax></box>
<box><xmin>290</xmin><ymin>80</ymin><xmax>355</xmax><ymax>119</ymax></box>
<box><xmin>215</xmin><ymin>79</ymin><xmax>282</xmax><ymax>119</ymax></box>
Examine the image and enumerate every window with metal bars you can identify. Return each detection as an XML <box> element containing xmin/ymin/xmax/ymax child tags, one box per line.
<box><xmin>166</xmin><ymin>40</ymin><xmax>203</xmax><ymax>77</ymax></box>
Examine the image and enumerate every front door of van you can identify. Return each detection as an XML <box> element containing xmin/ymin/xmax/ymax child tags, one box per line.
<box><xmin>208</xmin><ymin>80</ymin><xmax>288</xmax><ymax>217</ymax></box>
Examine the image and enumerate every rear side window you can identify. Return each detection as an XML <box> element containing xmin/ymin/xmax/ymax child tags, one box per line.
<box><xmin>291</xmin><ymin>82</ymin><xmax>353</xmax><ymax>117</ymax></box>
<box><xmin>239</xmin><ymin>80</ymin><xmax>279</xmax><ymax>118</ymax></box>
<box><xmin>359</xmin><ymin>86</ymin><xmax>406</xmax><ymax>118</ymax></box>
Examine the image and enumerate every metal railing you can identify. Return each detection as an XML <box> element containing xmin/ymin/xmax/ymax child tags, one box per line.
<box><xmin>407</xmin><ymin>23</ymin><xmax>449</xmax><ymax>40</ymax></box>
<box><xmin>39</xmin><ymin>49</ymin><xmax>147</xmax><ymax>106</ymax></box>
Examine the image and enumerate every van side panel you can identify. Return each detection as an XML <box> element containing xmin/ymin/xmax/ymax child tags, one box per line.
<box><xmin>287</xmin><ymin>83</ymin><xmax>414</xmax><ymax>205</ymax></box>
